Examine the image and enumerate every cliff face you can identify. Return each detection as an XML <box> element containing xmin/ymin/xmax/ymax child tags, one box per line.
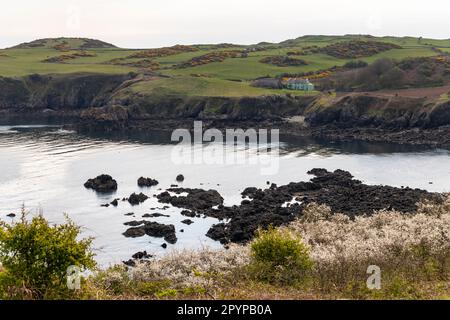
<box><xmin>305</xmin><ymin>95</ymin><xmax>450</xmax><ymax>129</ymax></box>
<box><xmin>1</xmin><ymin>73</ymin><xmax>450</xmax><ymax>131</ymax></box>
<box><xmin>111</xmin><ymin>94</ymin><xmax>316</xmax><ymax>121</ymax></box>
<box><xmin>0</xmin><ymin>73</ymin><xmax>132</xmax><ymax>111</ymax></box>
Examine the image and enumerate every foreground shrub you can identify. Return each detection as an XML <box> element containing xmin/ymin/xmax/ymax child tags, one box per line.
<box><xmin>249</xmin><ymin>227</ymin><xmax>313</xmax><ymax>284</ymax></box>
<box><xmin>0</xmin><ymin>212</ymin><xmax>96</xmax><ymax>299</ymax></box>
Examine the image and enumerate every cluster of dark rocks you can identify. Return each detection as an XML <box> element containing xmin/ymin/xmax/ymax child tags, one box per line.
<box><xmin>204</xmin><ymin>169</ymin><xmax>444</xmax><ymax>244</ymax></box>
<box><xmin>128</xmin><ymin>192</ymin><xmax>149</xmax><ymax>205</ymax></box>
<box><xmin>157</xmin><ymin>188</ymin><xmax>224</xmax><ymax>211</ymax></box>
<box><xmin>138</xmin><ymin>177</ymin><xmax>159</xmax><ymax>187</ymax></box>
<box><xmin>123</xmin><ymin>220</ymin><xmax>177</xmax><ymax>244</ymax></box>
<box><xmin>85</xmin><ymin>169</ymin><xmax>444</xmax><ymax>267</ymax></box>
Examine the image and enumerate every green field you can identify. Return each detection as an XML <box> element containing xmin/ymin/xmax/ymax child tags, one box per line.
<box><xmin>0</xmin><ymin>35</ymin><xmax>448</xmax><ymax>97</ymax></box>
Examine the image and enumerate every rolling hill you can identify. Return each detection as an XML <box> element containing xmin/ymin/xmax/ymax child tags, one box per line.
<box><xmin>1</xmin><ymin>35</ymin><xmax>450</xmax><ymax>98</ymax></box>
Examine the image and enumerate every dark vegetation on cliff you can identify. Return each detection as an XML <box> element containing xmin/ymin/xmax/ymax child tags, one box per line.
<box><xmin>259</xmin><ymin>56</ymin><xmax>308</xmax><ymax>67</ymax></box>
<box><xmin>322</xmin><ymin>56</ymin><xmax>450</xmax><ymax>91</ymax></box>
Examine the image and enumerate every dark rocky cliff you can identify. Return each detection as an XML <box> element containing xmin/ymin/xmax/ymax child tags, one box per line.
<box><xmin>1</xmin><ymin>73</ymin><xmax>450</xmax><ymax>131</ymax></box>
<box><xmin>305</xmin><ymin>95</ymin><xmax>450</xmax><ymax>129</ymax></box>
<box><xmin>0</xmin><ymin>73</ymin><xmax>133</xmax><ymax>123</ymax></box>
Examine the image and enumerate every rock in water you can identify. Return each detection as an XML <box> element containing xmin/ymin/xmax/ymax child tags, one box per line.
<box><xmin>142</xmin><ymin>213</ymin><xmax>170</xmax><ymax>218</ymax></box>
<box><xmin>176</xmin><ymin>174</ymin><xmax>185</xmax><ymax>182</ymax></box>
<box><xmin>84</xmin><ymin>174</ymin><xmax>118</xmax><ymax>192</ymax></box>
<box><xmin>181</xmin><ymin>210</ymin><xmax>196</xmax><ymax>217</ymax></box>
<box><xmin>123</xmin><ymin>259</ymin><xmax>136</xmax><ymax>267</ymax></box>
<box><xmin>157</xmin><ymin>188</ymin><xmax>223</xmax><ymax>211</ymax></box>
<box><xmin>138</xmin><ymin>177</ymin><xmax>159</xmax><ymax>187</ymax></box>
<box><xmin>123</xmin><ymin>220</ymin><xmax>146</xmax><ymax>227</ymax></box>
<box><xmin>123</xmin><ymin>221</ymin><xmax>177</xmax><ymax>244</ymax></box>
<box><xmin>128</xmin><ymin>192</ymin><xmax>149</xmax><ymax>205</ymax></box>
<box><xmin>132</xmin><ymin>251</ymin><xmax>152</xmax><ymax>259</ymax></box>
<box><xmin>122</xmin><ymin>227</ymin><xmax>146</xmax><ymax>238</ymax></box>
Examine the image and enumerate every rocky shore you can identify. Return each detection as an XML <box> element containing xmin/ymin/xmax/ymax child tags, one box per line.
<box><xmin>154</xmin><ymin>168</ymin><xmax>443</xmax><ymax>244</ymax></box>
<box><xmin>89</xmin><ymin>168</ymin><xmax>443</xmax><ymax>265</ymax></box>
<box><xmin>73</xmin><ymin>118</ymin><xmax>450</xmax><ymax>150</ymax></box>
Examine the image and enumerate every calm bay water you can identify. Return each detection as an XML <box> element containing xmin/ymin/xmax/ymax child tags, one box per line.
<box><xmin>1</xmin><ymin>125</ymin><xmax>450</xmax><ymax>266</ymax></box>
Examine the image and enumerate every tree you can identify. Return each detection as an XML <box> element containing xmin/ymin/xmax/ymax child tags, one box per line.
<box><xmin>379</xmin><ymin>66</ymin><xmax>406</xmax><ymax>89</ymax></box>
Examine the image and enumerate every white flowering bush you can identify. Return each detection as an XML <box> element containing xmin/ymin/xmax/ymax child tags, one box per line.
<box><xmin>289</xmin><ymin>197</ymin><xmax>450</xmax><ymax>290</ymax></box>
<box><xmin>114</xmin><ymin>245</ymin><xmax>249</xmax><ymax>294</ymax></box>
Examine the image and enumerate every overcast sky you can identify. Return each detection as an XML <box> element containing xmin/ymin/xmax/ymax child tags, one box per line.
<box><xmin>1</xmin><ymin>0</ymin><xmax>449</xmax><ymax>49</ymax></box>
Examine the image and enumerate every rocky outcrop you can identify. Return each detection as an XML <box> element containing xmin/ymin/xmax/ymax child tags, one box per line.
<box><xmin>204</xmin><ymin>168</ymin><xmax>443</xmax><ymax>244</ymax></box>
<box><xmin>77</xmin><ymin>88</ymin><xmax>450</xmax><ymax>136</ymax></box>
<box><xmin>128</xmin><ymin>192</ymin><xmax>149</xmax><ymax>205</ymax></box>
<box><xmin>0</xmin><ymin>73</ymin><xmax>133</xmax><ymax>125</ymax></box>
<box><xmin>157</xmin><ymin>188</ymin><xmax>224</xmax><ymax>212</ymax></box>
<box><xmin>137</xmin><ymin>177</ymin><xmax>159</xmax><ymax>187</ymax></box>
<box><xmin>84</xmin><ymin>174</ymin><xmax>117</xmax><ymax>193</ymax></box>
<box><xmin>305</xmin><ymin>95</ymin><xmax>449</xmax><ymax>130</ymax></box>
<box><xmin>428</xmin><ymin>101</ymin><xmax>450</xmax><ymax>128</ymax></box>
<box><xmin>1</xmin><ymin>73</ymin><xmax>133</xmax><ymax>111</ymax></box>
<box><xmin>123</xmin><ymin>221</ymin><xmax>177</xmax><ymax>244</ymax></box>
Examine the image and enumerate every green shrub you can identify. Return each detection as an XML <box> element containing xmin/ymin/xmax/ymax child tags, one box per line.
<box><xmin>249</xmin><ymin>227</ymin><xmax>313</xmax><ymax>284</ymax></box>
<box><xmin>155</xmin><ymin>289</ymin><xmax>178</xmax><ymax>299</ymax></box>
<box><xmin>0</xmin><ymin>211</ymin><xmax>96</xmax><ymax>299</ymax></box>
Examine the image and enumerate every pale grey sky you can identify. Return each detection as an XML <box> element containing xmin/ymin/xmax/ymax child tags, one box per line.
<box><xmin>1</xmin><ymin>0</ymin><xmax>449</xmax><ymax>49</ymax></box>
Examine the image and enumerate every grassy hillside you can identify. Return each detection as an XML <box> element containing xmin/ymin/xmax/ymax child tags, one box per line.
<box><xmin>1</xmin><ymin>35</ymin><xmax>449</xmax><ymax>98</ymax></box>
<box><xmin>128</xmin><ymin>76</ymin><xmax>317</xmax><ymax>97</ymax></box>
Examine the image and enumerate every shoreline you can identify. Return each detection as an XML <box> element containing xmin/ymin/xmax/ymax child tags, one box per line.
<box><xmin>74</xmin><ymin>118</ymin><xmax>450</xmax><ymax>150</ymax></box>
<box><xmin>2</xmin><ymin>111</ymin><xmax>450</xmax><ymax>150</ymax></box>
